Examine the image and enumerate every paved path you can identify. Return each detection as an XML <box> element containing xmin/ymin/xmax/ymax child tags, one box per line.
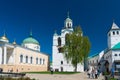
<box><xmin>26</xmin><ymin>72</ymin><xmax>104</xmax><ymax>80</ymax></box>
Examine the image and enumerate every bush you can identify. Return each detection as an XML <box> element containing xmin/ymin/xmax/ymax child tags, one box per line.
<box><xmin>0</xmin><ymin>77</ymin><xmax>33</xmax><ymax>80</ymax></box>
<box><xmin>110</xmin><ymin>78</ymin><xmax>117</xmax><ymax>80</ymax></box>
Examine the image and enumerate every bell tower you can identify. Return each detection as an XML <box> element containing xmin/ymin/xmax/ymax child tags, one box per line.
<box><xmin>64</xmin><ymin>12</ymin><xmax>73</xmax><ymax>28</ymax></box>
<box><xmin>108</xmin><ymin>22</ymin><xmax>120</xmax><ymax>49</ymax></box>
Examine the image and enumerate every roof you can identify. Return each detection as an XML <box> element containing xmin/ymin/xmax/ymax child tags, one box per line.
<box><xmin>0</xmin><ymin>34</ymin><xmax>9</xmax><ymax>43</ymax></box>
<box><xmin>111</xmin><ymin>22</ymin><xmax>119</xmax><ymax>30</ymax></box>
<box><xmin>22</xmin><ymin>32</ymin><xmax>39</xmax><ymax>45</ymax></box>
<box><xmin>65</xmin><ymin>12</ymin><xmax>72</xmax><ymax>22</ymax></box>
<box><xmin>112</xmin><ymin>42</ymin><xmax>120</xmax><ymax>49</ymax></box>
<box><xmin>89</xmin><ymin>53</ymin><xmax>99</xmax><ymax>58</ymax></box>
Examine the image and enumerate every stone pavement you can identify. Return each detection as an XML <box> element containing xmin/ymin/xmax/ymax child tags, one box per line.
<box><xmin>26</xmin><ymin>72</ymin><xmax>104</xmax><ymax>80</ymax></box>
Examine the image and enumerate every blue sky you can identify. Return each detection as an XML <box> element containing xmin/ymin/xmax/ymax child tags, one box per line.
<box><xmin>0</xmin><ymin>0</ymin><xmax>120</xmax><ymax>61</ymax></box>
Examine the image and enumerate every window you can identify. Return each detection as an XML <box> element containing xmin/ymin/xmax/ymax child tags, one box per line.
<box><xmin>20</xmin><ymin>55</ymin><xmax>23</xmax><ymax>63</ymax></box>
<box><xmin>40</xmin><ymin>58</ymin><xmax>42</xmax><ymax>64</ymax></box>
<box><xmin>58</xmin><ymin>47</ymin><xmax>64</xmax><ymax>53</ymax></box>
<box><xmin>30</xmin><ymin>57</ymin><xmax>33</xmax><ymax>64</ymax></box>
<box><xmin>97</xmin><ymin>60</ymin><xmax>98</xmax><ymax>63</ymax></box>
<box><xmin>67</xmin><ymin>23</ymin><xmax>69</xmax><ymax>28</ymax></box>
<box><xmin>37</xmin><ymin>46</ymin><xmax>39</xmax><ymax>49</ymax></box>
<box><xmin>43</xmin><ymin>59</ymin><xmax>45</xmax><ymax>65</ymax></box>
<box><xmin>67</xmin><ymin>61</ymin><xmax>69</xmax><ymax>64</ymax></box>
<box><xmin>26</xmin><ymin>56</ymin><xmax>28</xmax><ymax>63</ymax></box>
<box><xmin>114</xmin><ymin>54</ymin><xmax>117</xmax><ymax>56</ymax></box>
<box><xmin>61</xmin><ymin>61</ymin><xmax>63</xmax><ymax>65</ymax></box>
<box><xmin>117</xmin><ymin>31</ymin><xmax>119</xmax><ymax>35</ymax></box>
<box><xmin>119</xmin><ymin>54</ymin><xmax>120</xmax><ymax>56</ymax></box>
<box><xmin>36</xmin><ymin>58</ymin><xmax>38</xmax><ymax>64</ymax></box>
<box><xmin>113</xmin><ymin>31</ymin><xmax>115</xmax><ymax>35</ymax></box>
<box><xmin>58</xmin><ymin>37</ymin><xmax>61</xmax><ymax>46</ymax></box>
<box><xmin>109</xmin><ymin>33</ymin><xmax>110</xmax><ymax>36</ymax></box>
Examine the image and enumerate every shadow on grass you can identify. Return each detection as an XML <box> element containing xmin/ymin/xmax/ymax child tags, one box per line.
<box><xmin>25</xmin><ymin>71</ymin><xmax>80</xmax><ymax>74</ymax></box>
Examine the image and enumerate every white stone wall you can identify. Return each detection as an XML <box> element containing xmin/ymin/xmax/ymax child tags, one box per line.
<box><xmin>52</xmin><ymin>29</ymin><xmax>84</xmax><ymax>72</ymax></box>
<box><xmin>24</xmin><ymin>43</ymin><xmax>40</xmax><ymax>51</ymax></box>
<box><xmin>108</xmin><ymin>30</ymin><xmax>120</xmax><ymax>48</ymax></box>
<box><xmin>0</xmin><ymin>47</ymin><xmax>2</xmax><ymax>64</ymax></box>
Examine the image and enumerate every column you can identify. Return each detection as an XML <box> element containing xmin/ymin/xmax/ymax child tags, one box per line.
<box><xmin>4</xmin><ymin>46</ymin><xmax>7</xmax><ymax>64</ymax></box>
<box><xmin>0</xmin><ymin>47</ymin><xmax>2</xmax><ymax>64</ymax></box>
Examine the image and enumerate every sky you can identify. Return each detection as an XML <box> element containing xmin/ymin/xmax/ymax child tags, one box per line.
<box><xmin>0</xmin><ymin>0</ymin><xmax>120</xmax><ymax>61</ymax></box>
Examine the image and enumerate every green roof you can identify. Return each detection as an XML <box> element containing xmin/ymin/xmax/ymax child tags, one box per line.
<box><xmin>112</xmin><ymin>42</ymin><xmax>120</xmax><ymax>49</ymax></box>
<box><xmin>89</xmin><ymin>53</ymin><xmax>99</xmax><ymax>58</ymax></box>
<box><xmin>22</xmin><ymin>32</ymin><xmax>39</xmax><ymax>45</ymax></box>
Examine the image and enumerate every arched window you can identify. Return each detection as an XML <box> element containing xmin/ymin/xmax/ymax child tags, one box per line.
<box><xmin>117</xmin><ymin>31</ymin><xmax>119</xmax><ymax>35</ymax></box>
<box><xmin>61</xmin><ymin>61</ymin><xmax>63</xmax><ymax>65</ymax></box>
<box><xmin>58</xmin><ymin>47</ymin><xmax>64</xmax><ymax>53</ymax></box>
<box><xmin>40</xmin><ymin>58</ymin><xmax>42</xmax><ymax>64</ymax></box>
<box><xmin>69</xmin><ymin>23</ymin><xmax>72</xmax><ymax>28</ymax></box>
<box><xmin>36</xmin><ymin>58</ymin><xmax>38</xmax><ymax>64</ymax></box>
<box><xmin>113</xmin><ymin>31</ymin><xmax>115</xmax><ymax>35</ymax></box>
<box><xmin>43</xmin><ymin>59</ymin><xmax>45</xmax><ymax>65</ymax></box>
<box><xmin>26</xmin><ymin>56</ymin><xmax>28</xmax><ymax>63</ymax></box>
<box><xmin>20</xmin><ymin>55</ymin><xmax>23</xmax><ymax>63</ymax></box>
<box><xmin>67</xmin><ymin>23</ymin><xmax>69</xmax><ymax>28</ymax></box>
<box><xmin>109</xmin><ymin>33</ymin><xmax>110</xmax><ymax>36</ymax></box>
<box><xmin>58</xmin><ymin>37</ymin><xmax>61</xmax><ymax>46</ymax></box>
<box><xmin>30</xmin><ymin>57</ymin><xmax>33</xmax><ymax>64</ymax></box>
<box><xmin>114</xmin><ymin>54</ymin><xmax>117</xmax><ymax>56</ymax></box>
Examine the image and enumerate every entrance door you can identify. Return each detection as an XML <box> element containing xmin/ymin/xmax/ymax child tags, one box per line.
<box><xmin>61</xmin><ymin>67</ymin><xmax>63</xmax><ymax>72</ymax></box>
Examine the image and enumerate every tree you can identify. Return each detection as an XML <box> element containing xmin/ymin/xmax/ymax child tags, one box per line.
<box><xmin>63</xmin><ymin>26</ymin><xmax>91</xmax><ymax>72</ymax></box>
<box><xmin>82</xmin><ymin>36</ymin><xmax>91</xmax><ymax>71</ymax></box>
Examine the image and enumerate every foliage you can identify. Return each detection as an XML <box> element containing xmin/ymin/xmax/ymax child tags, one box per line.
<box><xmin>0</xmin><ymin>77</ymin><xmax>32</xmax><ymax>80</ymax></box>
<box><xmin>103</xmin><ymin>71</ymin><xmax>110</xmax><ymax>75</ymax></box>
<box><xmin>63</xmin><ymin>26</ymin><xmax>91</xmax><ymax>72</ymax></box>
<box><xmin>110</xmin><ymin>78</ymin><xmax>117</xmax><ymax>80</ymax></box>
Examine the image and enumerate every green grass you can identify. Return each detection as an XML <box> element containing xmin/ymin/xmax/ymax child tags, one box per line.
<box><xmin>25</xmin><ymin>71</ymin><xmax>80</xmax><ymax>74</ymax></box>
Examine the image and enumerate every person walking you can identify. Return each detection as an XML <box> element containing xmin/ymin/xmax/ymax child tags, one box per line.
<box><xmin>95</xmin><ymin>68</ymin><xmax>98</xmax><ymax>79</ymax></box>
<box><xmin>111</xmin><ymin>67</ymin><xmax>115</xmax><ymax>78</ymax></box>
<box><xmin>50</xmin><ymin>68</ymin><xmax>53</xmax><ymax>75</ymax></box>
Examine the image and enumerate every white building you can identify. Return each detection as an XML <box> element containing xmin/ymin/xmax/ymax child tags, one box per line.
<box><xmin>52</xmin><ymin>14</ymin><xmax>84</xmax><ymax>72</ymax></box>
<box><xmin>0</xmin><ymin>32</ymin><xmax>49</xmax><ymax>72</ymax></box>
<box><xmin>88</xmin><ymin>22</ymin><xmax>120</xmax><ymax>73</ymax></box>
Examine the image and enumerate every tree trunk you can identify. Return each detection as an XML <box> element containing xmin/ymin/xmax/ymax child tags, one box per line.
<box><xmin>74</xmin><ymin>64</ymin><xmax>77</xmax><ymax>72</ymax></box>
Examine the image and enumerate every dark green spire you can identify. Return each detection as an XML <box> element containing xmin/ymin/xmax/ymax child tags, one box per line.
<box><xmin>30</xmin><ymin>30</ymin><xmax>33</xmax><ymax>37</ymax></box>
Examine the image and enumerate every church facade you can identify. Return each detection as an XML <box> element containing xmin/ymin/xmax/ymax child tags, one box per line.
<box><xmin>88</xmin><ymin>22</ymin><xmax>120</xmax><ymax>73</ymax></box>
<box><xmin>52</xmin><ymin>14</ymin><xmax>84</xmax><ymax>72</ymax></box>
<box><xmin>0</xmin><ymin>32</ymin><xmax>49</xmax><ymax>72</ymax></box>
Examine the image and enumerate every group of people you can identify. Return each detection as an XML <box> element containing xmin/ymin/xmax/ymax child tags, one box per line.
<box><xmin>87</xmin><ymin>66</ymin><xmax>101</xmax><ymax>79</ymax></box>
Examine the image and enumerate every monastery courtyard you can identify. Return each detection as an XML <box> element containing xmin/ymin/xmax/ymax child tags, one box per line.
<box><xmin>26</xmin><ymin>72</ymin><xmax>104</xmax><ymax>80</ymax></box>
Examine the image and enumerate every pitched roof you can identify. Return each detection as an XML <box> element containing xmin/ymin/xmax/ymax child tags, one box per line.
<box><xmin>111</xmin><ymin>22</ymin><xmax>119</xmax><ymax>30</ymax></box>
<box><xmin>112</xmin><ymin>42</ymin><xmax>120</xmax><ymax>49</ymax></box>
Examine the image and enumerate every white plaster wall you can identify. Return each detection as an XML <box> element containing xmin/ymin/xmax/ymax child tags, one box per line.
<box><xmin>108</xmin><ymin>30</ymin><xmax>120</xmax><ymax>48</ymax></box>
<box><xmin>0</xmin><ymin>47</ymin><xmax>2</xmax><ymax>64</ymax></box>
<box><xmin>52</xmin><ymin>29</ymin><xmax>84</xmax><ymax>72</ymax></box>
<box><xmin>24</xmin><ymin>43</ymin><xmax>40</xmax><ymax>51</ymax></box>
<box><xmin>99</xmin><ymin>50</ymin><xmax>104</xmax><ymax>62</ymax></box>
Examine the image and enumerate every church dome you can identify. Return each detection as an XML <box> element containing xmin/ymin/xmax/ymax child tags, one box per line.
<box><xmin>65</xmin><ymin>17</ymin><xmax>72</xmax><ymax>22</ymax></box>
<box><xmin>22</xmin><ymin>32</ymin><xmax>39</xmax><ymax>45</ymax></box>
<box><xmin>0</xmin><ymin>34</ymin><xmax>9</xmax><ymax>43</ymax></box>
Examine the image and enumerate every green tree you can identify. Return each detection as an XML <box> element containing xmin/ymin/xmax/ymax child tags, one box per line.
<box><xmin>63</xmin><ymin>26</ymin><xmax>91</xmax><ymax>72</ymax></box>
<box><xmin>82</xmin><ymin>36</ymin><xmax>91</xmax><ymax>70</ymax></box>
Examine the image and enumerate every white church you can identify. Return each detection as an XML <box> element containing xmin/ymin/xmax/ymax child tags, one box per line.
<box><xmin>88</xmin><ymin>22</ymin><xmax>120</xmax><ymax>73</ymax></box>
<box><xmin>0</xmin><ymin>31</ymin><xmax>49</xmax><ymax>72</ymax></box>
<box><xmin>52</xmin><ymin>14</ymin><xmax>84</xmax><ymax>72</ymax></box>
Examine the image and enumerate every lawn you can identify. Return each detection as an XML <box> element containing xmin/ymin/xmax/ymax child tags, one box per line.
<box><xmin>25</xmin><ymin>71</ymin><xmax>80</xmax><ymax>74</ymax></box>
